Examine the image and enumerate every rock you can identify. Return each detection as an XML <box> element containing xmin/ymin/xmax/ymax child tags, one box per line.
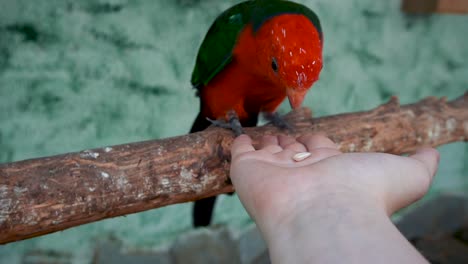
<box><xmin>396</xmin><ymin>193</ymin><xmax>468</xmax><ymax>263</ymax></box>
<box><xmin>252</xmin><ymin>250</ymin><xmax>271</xmax><ymax>264</ymax></box>
<box><xmin>236</xmin><ymin>224</ymin><xmax>270</xmax><ymax>264</ymax></box>
<box><xmin>413</xmin><ymin>235</ymin><xmax>468</xmax><ymax>264</ymax></box>
<box><xmin>93</xmin><ymin>238</ymin><xmax>172</xmax><ymax>264</ymax></box>
<box><xmin>170</xmin><ymin>225</ymin><xmax>241</xmax><ymax>264</ymax></box>
<box><xmin>396</xmin><ymin>193</ymin><xmax>468</xmax><ymax>239</ymax></box>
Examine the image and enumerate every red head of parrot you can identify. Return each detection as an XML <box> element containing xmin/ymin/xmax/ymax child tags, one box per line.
<box><xmin>234</xmin><ymin>14</ymin><xmax>323</xmax><ymax>109</ymax></box>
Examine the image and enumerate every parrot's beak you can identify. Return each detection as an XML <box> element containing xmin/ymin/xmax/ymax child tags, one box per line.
<box><xmin>287</xmin><ymin>88</ymin><xmax>307</xmax><ymax>109</ymax></box>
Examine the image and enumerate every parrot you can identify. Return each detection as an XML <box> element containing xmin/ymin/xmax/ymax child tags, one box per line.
<box><xmin>190</xmin><ymin>0</ymin><xmax>323</xmax><ymax>227</ymax></box>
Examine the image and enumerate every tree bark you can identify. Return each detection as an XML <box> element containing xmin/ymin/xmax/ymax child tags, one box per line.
<box><xmin>0</xmin><ymin>93</ymin><xmax>467</xmax><ymax>244</ymax></box>
<box><xmin>402</xmin><ymin>0</ymin><xmax>468</xmax><ymax>14</ymax></box>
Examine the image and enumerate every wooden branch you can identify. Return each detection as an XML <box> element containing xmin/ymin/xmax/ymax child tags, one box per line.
<box><xmin>402</xmin><ymin>0</ymin><xmax>468</xmax><ymax>14</ymax></box>
<box><xmin>0</xmin><ymin>93</ymin><xmax>467</xmax><ymax>244</ymax></box>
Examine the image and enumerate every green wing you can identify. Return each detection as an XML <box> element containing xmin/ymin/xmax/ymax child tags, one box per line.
<box><xmin>191</xmin><ymin>0</ymin><xmax>322</xmax><ymax>89</ymax></box>
<box><xmin>191</xmin><ymin>1</ymin><xmax>253</xmax><ymax>88</ymax></box>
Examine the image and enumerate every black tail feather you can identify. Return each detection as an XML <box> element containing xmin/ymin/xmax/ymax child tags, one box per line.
<box><xmin>191</xmin><ymin>108</ymin><xmax>217</xmax><ymax>227</ymax></box>
<box><xmin>190</xmin><ymin>111</ymin><xmax>211</xmax><ymax>133</ymax></box>
<box><xmin>192</xmin><ymin>196</ymin><xmax>217</xmax><ymax>227</ymax></box>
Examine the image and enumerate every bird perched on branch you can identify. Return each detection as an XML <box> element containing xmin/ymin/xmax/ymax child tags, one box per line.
<box><xmin>190</xmin><ymin>0</ymin><xmax>323</xmax><ymax>227</ymax></box>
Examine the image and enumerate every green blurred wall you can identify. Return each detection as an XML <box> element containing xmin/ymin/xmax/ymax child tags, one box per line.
<box><xmin>0</xmin><ymin>0</ymin><xmax>467</xmax><ymax>262</ymax></box>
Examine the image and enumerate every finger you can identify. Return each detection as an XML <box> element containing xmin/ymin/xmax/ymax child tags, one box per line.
<box><xmin>278</xmin><ymin>135</ymin><xmax>307</xmax><ymax>152</ymax></box>
<box><xmin>409</xmin><ymin>147</ymin><xmax>440</xmax><ymax>179</ymax></box>
<box><xmin>231</xmin><ymin>134</ymin><xmax>255</xmax><ymax>158</ymax></box>
<box><xmin>260</xmin><ymin>135</ymin><xmax>283</xmax><ymax>154</ymax></box>
<box><xmin>298</xmin><ymin>134</ymin><xmax>338</xmax><ymax>151</ymax></box>
<box><xmin>376</xmin><ymin>149</ymin><xmax>439</xmax><ymax>214</ymax></box>
<box><xmin>273</xmin><ymin>149</ymin><xmax>299</xmax><ymax>162</ymax></box>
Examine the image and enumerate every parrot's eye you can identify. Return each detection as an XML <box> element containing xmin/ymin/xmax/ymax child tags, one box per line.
<box><xmin>271</xmin><ymin>58</ymin><xmax>278</xmax><ymax>73</ymax></box>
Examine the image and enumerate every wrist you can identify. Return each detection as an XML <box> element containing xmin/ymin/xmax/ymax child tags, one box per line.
<box><xmin>258</xmin><ymin>190</ymin><xmax>426</xmax><ymax>263</ymax></box>
<box><xmin>260</xmin><ymin>189</ymin><xmax>386</xmax><ymax>241</ymax></box>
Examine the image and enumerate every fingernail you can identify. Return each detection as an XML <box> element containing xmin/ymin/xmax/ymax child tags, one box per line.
<box><xmin>293</xmin><ymin>152</ymin><xmax>312</xmax><ymax>162</ymax></box>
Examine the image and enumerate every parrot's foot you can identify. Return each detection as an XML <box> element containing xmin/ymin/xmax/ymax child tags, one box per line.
<box><xmin>207</xmin><ymin>110</ymin><xmax>244</xmax><ymax>136</ymax></box>
<box><xmin>263</xmin><ymin>112</ymin><xmax>293</xmax><ymax>130</ymax></box>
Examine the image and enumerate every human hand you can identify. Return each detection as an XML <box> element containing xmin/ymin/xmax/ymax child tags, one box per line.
<box><xmin>230</xmin><ymin>134</ymin><xmax>438</xmax><ymax>263</ymax></box>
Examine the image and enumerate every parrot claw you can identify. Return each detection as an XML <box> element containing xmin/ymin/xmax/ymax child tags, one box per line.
<box><xmin>207</xmin><ymin>110</ymin><xmax>244</xmax><ymax>136</ymax></box>
<box><xmin>263</xmin><ymin>112</ymin><xmax>293</xmax><ymax>131</ymax></box>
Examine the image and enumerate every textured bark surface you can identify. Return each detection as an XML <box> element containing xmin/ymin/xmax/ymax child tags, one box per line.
<box><xmin>402</xmin><ymin>0</ymin><xmax>468</xmax><ymax>14</ymax></box>
<box><xmin>0</xmin><ymin>93</ymin><xmax>467</xmax><ymax>244</ymax></box>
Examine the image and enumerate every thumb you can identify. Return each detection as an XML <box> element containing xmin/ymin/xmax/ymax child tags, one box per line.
<box><xmin>385</xmin><ymin>147</ymin><xmax>439</xmax><ymax>214</ymax></box>
<box><xmin>409</xmin><ymin>147</ymin><xmax>440</xmax><ymax>179</ymax></box>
